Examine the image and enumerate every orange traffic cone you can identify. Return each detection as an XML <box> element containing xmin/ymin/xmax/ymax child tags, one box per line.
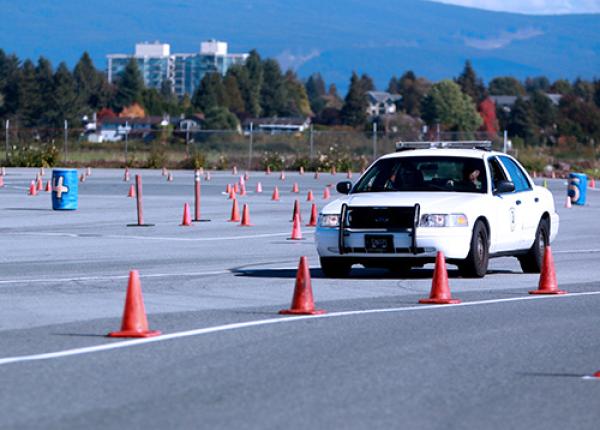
<box><xmin>226</xmin><ymin>183</ymin><xmax>231</xmax><ymax>194</ymax></box>
<box><xmin>280</xmin><ymin>171</ymin><xmax>286</xmax><ymax>181</ymax></box>
<box><xmin>39</xmin><ymin>167</ymin><xmax>45</xmax><ymax>176</ymax></box>
<box><xmin>565</xmin><ymin>195</ymin><xmax>572</xmax><ymax>208</ymax></box>
<box><xmin>123</xmin><ymin>168</ymin><xmax>130</xmax><ymax>182</ymax></box>
<box><xmin>239</xmin><ymin>204</ymin><xmax>253</xmax><ymax>226</ymax></box>
<box><xmin>204</xmin><ymin>171</ymin><xmax>211</xmax><ymax>181</ymax></box>
<box><xmin>180</xmin><ymin>203</ymin><xmax>192</xmax><ymax>226</ymax></box>
<box><xmin>128</xmin><ymin>184</ymin><xmax>136</xmax><ymax>198</ymax></box>
<box><xmin>331</xmin><ymin>166</ymin><xmax>337</xmax><ymax>175</ymax></box>
<box><xmin>239</xmin><ymin>183</ymin><xmax>247</xmax><ymax>196</ymax></box>
<box><xmin>256</xmin><ymin>182</ymin><xmax>263</xmax><ymax>193</ymax></box>
<box><xmin>590</xmin><ymin>178</ymin><xmax>596</xmax><ymax>189</ymax></box>
<box><xmin>167</xmin><ymin>172</ymin><xmax>174</xmax><ymax>182</ymax></box>
<box><xmin>306</xmin><ymin>203</ymin><xmax>318</xmax><ymax>227</ymax></box>
<box><xmin>0</xmin><ymin>176</ymin><xmax>4</xmax><ymax>188</ymax></box>
<box><xmin>292</xmin><ymin>182</ymin><xmax>299</xmax><ymax>193</ymax></box>
<box><xmin>232</xmin><ymin>165</ymin><xmax>238</xmax><ymax>175</ymax></box>
<box><xmin>266</xmin><ymin>165</ymin><xmax>271</xmax><ymax>175</ymax></box>
<box><xmin>529</xmin><ymin>247</ymin><xmax>566</xmax><ymax>295</ymax></box>
<box><xmin>36</xmin><ymin>177</ymin><xmax>43</xmax><ymax>190</ymax></box>
<box><xmin>107</xmin><ymin>270</ymin><xmax>161</xmax><ymax>338</ymax></box>
<box><xmin>299</xmin><ymin>166</ymin><xmax>304</xmax><ymax>175</ymax></box>
<box><xmin>347</xmin><ymin>170</ymin><xmax>352</xmax><ymax>179</ymax></box>
<box><xmin>228</xmin><ymin>198</ymin><xmax>241</xmax><ymax>222</ymax></box>
<box><xmin>244</xmin><ymin>172</ymin><xmax>249</xmax><ymax>181</ymax></box>
<box><xmin>45</xmin><ymin>180</ymin><xmax>51</xmax><ymax>192</ymax></box>
<box><xmin>419</xmin><ymin>252</ymin><xmax>461</xmax><ymax>304</ymax></box>
<box><xmin>314</xmin><ymin>171</ymin><xmax>320</xmax><ymax>180</ymax></box>
<box><xmin>279</xmin><ymin>256</ymin><xmax>325</xmax><ymax>315</ymax></box>
<box><xmin>307</xmin><ymin>190</ymin><xmax>314</xmax><ymax>201</ymax></box>
<box><xmin>233</xmin><ymin>183</ymin><xmax>239</xmax><ymax>194</ymax></box>
<box><xmin>323</xmin><ymin>187</ymin><xmax>331</xmax><ymax>200</ymax></box>
<box><xmin>28</xmin><ymin>180</ymin><xmax>37</xmax><ymax>196</ymax></box>
<box><xmin>229</xmin><ymin>188</ymin><xmax>236</xmax><ymax>200</ymax></box>
<box><xmin>79</xmin><ymin>173</ymin><xmax>86</xmax><ymax>183</ymax></box>
<box><xmin>291</xmin><ymin>199</ymin><xmax>302</xmax><ymax>222</ymax></box>
<box><xmin>288</xmin><ymin>213</ymin><xmax>303</xmax><ymax>240</ymax></box>
<box><xmin>271</xmin><ymin>186</ymin><xmax>280</xmax><ymax>201</ymax></box>
<box><xmin>162</xmin><ymin>167</ymin><xmax>168</xmax><ymax>176</ymax></box>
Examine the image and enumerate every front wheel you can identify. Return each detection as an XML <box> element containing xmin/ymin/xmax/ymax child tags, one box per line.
<box><xmin>518</xmin><ymin>219</ymin><xmax>549</xmax><ymax>273</ymax></box>
<box><xmin>458</xmin><ymin>220</ymin><xmax>489</xmax><ymax>278</ymax></box>
<box><xmin>320</xmin><ymin>257</ymin><xmax>352</xmax><ymax>278</ymax></box>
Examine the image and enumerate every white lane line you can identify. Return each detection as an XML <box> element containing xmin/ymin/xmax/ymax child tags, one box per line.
<box><xmin>553</xmin><ymin>249</ymin><xmax>600</xmax><ymax>254</ymax></box>
<box><xmin>0</xmin><ymin>291</ymin><xmax>599</xmax><ymax>366</ymax></box>
<box><xmin>0</xmin><ymin>270</ymin><xmax>230</xmax><ymax>285</ymax></box>
<box><xmin>7</xmin><ymin>231</ymin><xmax>313</xmax><ymax>242</ymax></box>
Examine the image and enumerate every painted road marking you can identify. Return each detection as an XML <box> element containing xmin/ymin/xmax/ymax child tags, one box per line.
<box><xmin>0</xmin><ymin>291</ymin><xmax>599</xmax><ymax>366</ymax></box>
<box><xmin>7</xmin><ymin>231</ymin><xmax>313</xmax><ymax>242</ymax></box>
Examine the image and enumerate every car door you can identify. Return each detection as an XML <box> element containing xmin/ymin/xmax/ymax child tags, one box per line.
<box><xmin>498</xmin><ymin>155</ymin><xmax>538</xmax><ymax>249</ymax></box>
<box><xmin>487</xmin><ymin>156</ymin><xmax>521</xmax><ymax>252</ymax></box>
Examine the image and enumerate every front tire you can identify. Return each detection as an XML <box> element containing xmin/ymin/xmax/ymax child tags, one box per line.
<box><xmin>320</xmin><ymin>257</ymin><xmax>352</xmax><ymax>278</ymax></box>
<box><xmin>518</xmin><ymin>219</ymin><xmax>549</xmax><ymax>273</ymax></box>
<box><xmin>458</xmin><ymin>220</ymin><xmax>489</xmax><ymax>278</ymax></box>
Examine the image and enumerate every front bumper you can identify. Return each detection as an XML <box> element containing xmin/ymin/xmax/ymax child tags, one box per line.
<box><xmin>316</xmin><ymin>225</ymin><xmax>472</xmax><ymax>260</ymax></box>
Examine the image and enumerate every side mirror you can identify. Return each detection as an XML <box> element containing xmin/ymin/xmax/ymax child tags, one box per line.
<box><xmin>494</xmin><ymin>180</ymin><xmax>515</xmax><ymax>194</ymax></box>
<box><xmin>336</xmin><ymin>181</ymin><xmax>352</xmax><ymax>194</ymax></box>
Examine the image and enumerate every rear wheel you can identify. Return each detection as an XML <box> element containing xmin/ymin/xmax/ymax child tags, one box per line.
<box><xmin>518</xmin><ymin>219</ymin><xmax>549</xmax><ymax>273</ymax></box>
<box><xmin>320</xmin><ymin>257</ymin><xmax>352</xmax><ymax>278</ymax></box>
<box><xmin>458</xmin><ymin>220</ymin><xmax>489</xmax><ymax>278</ymax></box>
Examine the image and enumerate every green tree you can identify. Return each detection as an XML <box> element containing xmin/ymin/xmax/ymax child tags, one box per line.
<box><xmin>223</xmin><ymin>73</ymin><xmax>245</xmax><ymax>115</ymax></box>
<box><xmin>244</xmin><ymin>50</ymin><xmax>263</xmax><ymax>116</ymax></box>
<box><xmin>0</xmin><ymin>50</ymin><xmax>20</xmax><ymax>117</ymax></box>
<box><xmin>421</xmin><ymin>80</ymin><xmax>482</xmax><ymax>132</ymax></box>
<box><xmin>35</xmin><ymin>57</ymin><xmax>55</xmax><ymax>125</ymax></box>
<box><xmin>305</xmin><ymin>73</ymin><xmax>326</xmax><ymax>115</ymax></box>
<box><xmin>203</xmin><ymin>106</ymin><xmax>239</xmax><ymax>130</ymax></box>
<box><xmin>17</xmin><ymin>60</ymin><xmax>42</xmax><ymax>127</ymax></box>
<box><xmin>530</xmin><ymin>91</ymin><xmax>556</xmax><ymax>129</ymax></box>
<box><xmin>488</xmin><ymin>77</ymin><xmax>526</xmax><ymax>96</ymax></box>
<box><xmin>557</xmin><ymin>94</ymin><xmax>600</xmax><ymax>144</ymax></box>
<box><xmin>456</xmin><ymin>60</ymin><xmax>486</xmax><ymax>103</ymax></box>
<box><xmin>47</xmin><ymin>62</ymin><xmax>80</xmax><ymax>127</ymax></box>
<box><xmin>341</xmin><ymin>72</ymin><xmax>368</xmax><ymax>127</ymax></box>
<box><xmin>387</xmin><ymin>76</ymin><xmax>399</xmax><ymax>94</ymax></box>
<box><xmin>283</xmin><ymin>70</ymin><xmax>312</xmax><ymax>117</ymax></box>
<box><xmin>525</xmin><ymin>76</ymin><xmax>550</xmax><ymax>93</ymax></box>
<box><xmin>260</xmin><ymin>59</ymin><xmax>286</xmax><ymax>116</ymax></box>
<box><xmin>192</xmin><ymin>73</ymin><xmax>226</xmax><ymax>113</ymax></box>
<box><xmin>550</xmin><ymin>79</ymin><xmax>572</xmax><ymax>95</ymax></box>
<box><xmin>142</xmin><ymin>88</ymin><xmax>165</xmax><ymax>115</ymax></box>
<box><xmin>507</xmin><ymin>97</ymin><xmax>537</xmax><ymax>142</ymax></box>
<box><xmin>397</xmin><ymin>71</ymin><xmax>430</xmax><ymax>117</ymax></box>
<box><xmin>359</xmin><ymin>73</ymin><xmax>375</xmax><ymax>93</ymax></box>
<box><xmin>73</xmin><ymin>52</ymin><xmax>110</xmax><ymax>111</ymax></box>
<box><xmin>114</xmin><ymin>58</ymin><xmax>144</xmax><ymax>110</ymax></box>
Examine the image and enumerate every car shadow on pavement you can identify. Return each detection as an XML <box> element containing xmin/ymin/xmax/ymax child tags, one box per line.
<box><xmin>517</xmin><ymin>371</ymin><xmax>586</xmax><ymax>378</ymax></box>
<box><xmin>4</xmin><ymin>208</ymin><xmax>54</xmax><ymax>211</ymax></box>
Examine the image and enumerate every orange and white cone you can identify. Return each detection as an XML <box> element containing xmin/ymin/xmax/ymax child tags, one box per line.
<box><xmin>529</xmin><ymin>247</ymin><xmax>566</xmax><ymax>295</ymax></box>
<box><xmin>204</xmin><ymin>171</ymin><xmax>211</xmax><ymax>181</ymax></box>
<box><xmin>323</xmin><ymin>187</ymin><xmax>331</xmax><ymax>200</ymax></box>
<box><xmin>289</xmin><ymin>213</ymin><xmax>303</xmax><ymax>240</ymax></box>
<box><xmin>292</xmin><ymin>182</ymin><xmax>299</xmax><ymax>193</ymax></box>
<box><xmin>419</xmin><ymin>252</ymin><xmax>461</xmax><ymax>304</ymax></box>
<box><xmin>266</xmin><ymin>166</ymin><xmax>271</xmax><ymax>175</ymax></box>
<box><xmin>331</xmin><ymin>166</ymin><xmax>337</xmax><ymax>175</ymax></box>
<box><xmin>1</xmin><ymin>166</ymin><xmax>6</xmax><ymax>176</ymax></box>
<box><xmin>167</xmin><ymin>172</ymin><xmax>174</xmax><ymax>182</ymax></box>
<box><xmin>228</xmin><ymin>198</ymin><xmax>241</xmax><ymax>222</ymax></box>
<box><xmin>590</xmin><ymin>178</ymin><xmax>596</xmax><ymax>189</ymax></box>
<box><xmin>232</xmin><ymin>166</ymin><xmax>238</xmax><ymax>175</ymax></box>
<box><xmin>239</xmin><ymin>204</ymin><xmax>253</xmax><ymax>226</ymax></box>
<box><xmin>239</xmin><ymin>183</ymin><xmax>247</xmax><ymax>196</ymax></box>
<box><xmin>180</xmin><ymin>203</ymin><xmax>192</xmax><ymax>226</ymax></box>
<box><xmin>307</xmin><ymin>190</ymin><xmax>314</xmax><ymax>201</ymax></box>
<box><xmin>271</xmin><ymin>186</ymin><xmax>280</xmax><ymax>201</ymax></box>
<box><xmin>123</xmin><ymin>168</ymin><xmax>130</xmax><ymax>182</ymax></box>
<box><xmin>36</xmin><ymin>177</ymin><xmax>43</xmax><ymax>191</ymax></box>
<box><xmin>280</xmin><ymin>171</ymin><xmax>286</xmax><ymax>181</ymax></box>
<box><xmin>0</xmin><ymin>176</ymin><xmax>4</xmax><ymax>188</ymax></box>
<box><xmin>564</xmin><ymin>195</ymin><xmax>572</xmax><ymax>208</ymax></box>
<box><xmin>45</xmin><ymin>180</ymin><xmax>52</xmax><ymax>192</ymax></box>
<box><xmin>314</xmin><ymin>171</ymin><xmax>320</xmax><ymax>180</ymax></box>
<box><xmin>347</xmin><ymin>170</ymin><xmax>352</xmax><ymax>179</ymax></box>
<box><xmin>86</xmin><ymin>167</ymin><xmax>92</xmax><ymax>177</ymax></box>
<box><xmin>279</xmin><ymin>256</ymin><xmax>325</xmax><ymax>315</ymax></box>
<box><xmin>28</xmin><ymin>180</ymin><xmax>37</xmax><ymax>196</ymax></box>
<box><xmin>306</xmin><ymin>203</ymin><xmax>318</xmax><ymax>227</ymax></box>
<box><xmin>256</xmin><ymin>182</ymin><xmax>263</xmax><ymax>193</ymax></box>
<box><xmin>162</xmin><ymin>167</ymin><xmax>168</xmax><ymax>176</ymax></box>
<box><xmin>79</xmin><ymin>173</ymin><xmax>86</xmax><ymax>183</ymax></box>
<box><xmin>128</xmin><ymin>184</ymin><xmax>136</xmax><ymax>198</ymax></box>
<box><xmin>107</xmin><ymin>270</ymin><xmax>161</xmax><ymax>338</ymax></box>
<box><xmin>299</xmin><ymin>166</ymin><xmax>304</xmax><ymax>175</ymax></box>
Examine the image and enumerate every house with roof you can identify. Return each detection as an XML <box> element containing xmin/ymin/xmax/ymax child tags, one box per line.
<box><xmin>242</xmin><ymin>117</ymin><xmax>311</xmax><ymax>134</ymax></box>
<box><xmin>367</xmin><ymin>91</ymin><xmax>402</xmax><ymax>117</ymax></box>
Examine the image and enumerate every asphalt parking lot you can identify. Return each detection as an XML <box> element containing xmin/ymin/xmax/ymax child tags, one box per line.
<box><xmin>1</xmin><ymin>168</ymin><xmax>599</xmax><ymax>429</ymax></box>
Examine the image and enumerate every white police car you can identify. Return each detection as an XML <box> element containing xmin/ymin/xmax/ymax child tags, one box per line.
<box><xmin>316</xmin><ymin>141</ymin><xmax>559</xmax><ymax>278</ymax></box>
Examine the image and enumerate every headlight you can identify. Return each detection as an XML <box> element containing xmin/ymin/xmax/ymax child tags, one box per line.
<box><xmin>419</xmin><ymin>214</ymin><xmax>468</xmax><ymax>227</ymax></box>
<box><xmin>319</xmin><ymin>214</ymin><xmax>340</xmax><ymax>228</ymax></box>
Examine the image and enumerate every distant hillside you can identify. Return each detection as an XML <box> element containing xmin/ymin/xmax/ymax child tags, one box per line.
<box><xmin>0</xmin><ymin>0</ymin><xmax>598</xmax><ymax>92</ymax></box>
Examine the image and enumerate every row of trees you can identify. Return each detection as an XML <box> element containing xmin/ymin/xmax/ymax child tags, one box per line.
<box><xmin>1</xmin><ymin>47</ymin><xmax>599</xmax><ymax>146</ymax></box>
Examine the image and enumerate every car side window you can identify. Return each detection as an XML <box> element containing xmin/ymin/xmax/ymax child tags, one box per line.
<box><xmin>499</xmin><ymin>156</ymin><xmax>532</xmax><ymax>192</ymax></box>
<box><xmin>487</xmin><ymin>157</ymin><xmax>508</xmax><ymax>192</ymax></box>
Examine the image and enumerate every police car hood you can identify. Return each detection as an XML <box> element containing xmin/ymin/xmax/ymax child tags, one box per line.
<box><xmin>322</xmin><ymin>191</ymin><xmax>483</xmax><ymax>214</ymax></box>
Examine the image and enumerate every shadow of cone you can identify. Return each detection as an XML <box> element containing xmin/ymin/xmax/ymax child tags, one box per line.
<box><xmin>271</xmin><ymin>186</ymin><xmax>280</xmax><ymax>201</ymax></box>
<box><xmin>181</xmin><ymin>203</ymin><xmax>192</xmax><ymax>226</ymax></box>
<box><xmin>288</xmin><ymin>213</ymin><xmax>303</xmax><ymax>240</ymax></box>
<box><xmin>529</xmin><ymin>246</ymin><xmax>566</xmax><ymax>295</ymax></box>
<box><xmin>306</xmin><ymin>203</ymin><xmax>318</xmax><ymax>227</ymax></box>
<box><xmin>108</xmin><ymin>270</ymin><xmax>161</xmax><ymax>338</ymax></box>
<box><xmin>419</xmin><ymin>252</ymin><xmax>461</xmax><ymax>304</ymax></box>
<box><xmin>279</xmin><ymin>257</ymin><xmax>325</xmax><ymax>315</ymax></box>
<box><xmin>228</xmin><ymin>199</ymin><xmax>240</xmax><ymax>222</ymax></box>
<box><xmin>239</xmin><ymin>204</ymin><xmax>253</xmax><ymax>226</ymax></box>
<box><xmin>127</xmin><ymin>184</ymin><xmax>136</xmax><ymax>198</ymax></box>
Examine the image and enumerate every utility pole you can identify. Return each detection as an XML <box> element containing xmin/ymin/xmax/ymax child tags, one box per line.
<box><xmin>248</xmin><ymin>122</ymin><xmax>253</xmax><ymax>170</ymax></box>
<box><xmin>372</xmin><ymin>122</ymin><xmax>378</xmax><ymax>160</ymax></box>
<box><xmin>64</xmin><ymin>120</ymin><xmax>68</xmax><ymax>162</ymax></box>
<box><xmin>309</xmin><ymin>124</ymin><xmax>314</xmax><ymax>160</ymax></box>
<box><xmin>124</xmin><ymin>121</ymin><xmax>129</xmax><ymax>164</ymax></box>
<box><xmin>5</xmin><ymin>120</ymin><xmax>9</xmax><ymax>163</ymax></box>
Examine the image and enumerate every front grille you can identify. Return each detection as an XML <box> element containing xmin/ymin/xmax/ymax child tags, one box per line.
<box><xmin>345</xmin><ymin>206</ymin><xmax>416</xmax><ymax>229</ymax></box>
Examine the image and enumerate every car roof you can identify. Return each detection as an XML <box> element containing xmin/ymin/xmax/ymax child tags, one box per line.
<box><xmin>379</xmin><ymin>148</ymin><xmax>505</xmax><ymax>160</ymax></box>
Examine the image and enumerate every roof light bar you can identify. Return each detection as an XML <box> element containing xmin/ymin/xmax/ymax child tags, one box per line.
<box><xmin>395</xmin><ymin>141</ymin><xmax>492</xmax><ymax>151</ymax></box>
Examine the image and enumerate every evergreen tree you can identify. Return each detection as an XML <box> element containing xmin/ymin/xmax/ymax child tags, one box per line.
<box><xmin>572</xmin><ymin>78</ymin><xmax>594</xmax><ymax>103</ymax></box>
<box><xmin>397</xmin><ymin>71</ymin><xmax>430</xmax><ymax>117</ymax></box>
<box><xmin>142</xmin><ymin>88</ymin><xmax>165</xmax><ymax>115</ymax></box>
<box><xmin>488</xmin><ymin>77</ymin><xmax>526</xmax><ymax>96</ymax></box>
<box><xmin>223</xmin><ymin>73</ymin><xmax>245</xmax><ymax>115</ymax></box>
<box><xmin>525</xmin><ymin>76</ymin><xmax>551</xmax><ymax>93</ymax></box>
<box><xmin>114</xmin><ymin>58</ymin><xmax>144</xmax><ymax>110</ymax></box>
<box><xmin>48</xmin><ymin>62</ymin><xmax>80</xmax><ymax>127</ymax></box>
<box><xmin>260</xmin><ymin>59</ymin><xmax>287</xmax><ymax>116</ymax></box>
<box><xmin>203</xmin><ymin>106</ymin><xmax>239</xmax><ymax>130</ymax></box>
<box><xmin>550</xmin><ymin>79</ymin><xmax>572</xmax><ymax>95</ymax></box>
<box><xmin>530</xmin><ymin>91</ymin><xmax>556</xmax><ymax>128</ymax></box>
<box><xmin>244</xmin><ymin>50</ymin><xmax>263</xmax><ymax>116</ymax></box>
<box><xmin>456</xmin><ymin>60</ymin><xmax>485</xmax><ymax>103</ymax></box>
<box><xmin>17</xmin><ymin>60</ymin><xmax>42</xmax><ymax>127</ymax></box>
<box><xmin>421</xmin><ymin>80</ymin><xmax>482</xmax><ymax>132</ymax></box>
<box><xmin>35</xmin><ymin>57</ymin><xmax>54</xmax><ymax>125</ymax></box>
<box><xmin>508</xmin><ymin>97</ymin><xmax>537</xmax><ymax>142</ymax></box>
<box><xmin>387</xmin><ymin>76</ymin><xmax>399</xmax><ymax>94</ymax></box>
<box><xmin>305</xmin><ymin>73</ymin><xmax>326</xmax><ymax>115</ymax></box>
<box><xmin>341</xmin><ymin>72</ymin><xmax>368</xmax><ymax>127</ymax></box>
<box><xmin>359</xmin><ymin>73</ymin><xmax>375</xmax><ymax>93</ymax></box>
<box><xmin>73</xmin><ymin>52</ymin><xmax>100</xmax><ymax>110</ymax></box>
<box><xmin>0</xmin><ymin>50</ymin><xmax>20</xmax><ymax>117</ymax></box>
<box><xmin>192</xmin><ymin>73</ymin><xmax>226</xmax><ymax>113</ymax></box>
<box><xmin>283</xmin><ymin>70</ymin><xmax>312</xmax><ymax>117</ymax></box>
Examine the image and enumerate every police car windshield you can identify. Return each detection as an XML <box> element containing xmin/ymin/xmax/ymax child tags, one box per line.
<box><xmin>353</xmin><ymin>156</ymin><xmax>487</xmax><ymax>193</ymax></box>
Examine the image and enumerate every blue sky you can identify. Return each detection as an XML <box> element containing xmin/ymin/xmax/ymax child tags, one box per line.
<box><xmin>431</xmin><ymin>0</ymin><xmax>600</xmax><ymax>14</ymax></box>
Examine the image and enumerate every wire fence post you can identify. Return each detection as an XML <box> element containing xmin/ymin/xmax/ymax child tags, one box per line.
<box><xmin>64</xmin><ymin>120</ymin><xmax>68</xmax><ymax>162</ymax></box>
<box><xmin>185</xmin><ymin>121</ymin><xmax>190</xmax><ymax>156</ymax></box>
<box><xmin>309</xmin><ymin>124</ymin><xmax>314</xmax><ymax>160</ymax></box>
<box><xmin>503</xmin><ymin>129</ymin><xmax>508</xmax><ymax>153</ymax></box>
<box><xmin>124</xmin><ymin>121</ymin><xmax>129</xmax><ymax>165</ymax></box>
<box><xmin>372</xmin><ymin>122</ymin><xmax>378</xmax><ymax>160</ymax></box>
<box><xmin>5</xmin><ymin>120</ymin><xmax>9</xmax><ymax>164</ymax></box>
<box><xmin>248</xmin><ymin>122</ymin><xmax>253</xmax><ymax>170</ymax></box>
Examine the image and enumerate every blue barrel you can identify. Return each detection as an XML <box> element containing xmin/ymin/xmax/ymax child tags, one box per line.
<box><xmin>51</xmin><ymin>169</ymin><xmax>78</xmax><ymax>210</ymax></box>
<box><xmin>567</xmin><ymin>173</ymin><xmax>587</xmax><ymax>206</ymax></box>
